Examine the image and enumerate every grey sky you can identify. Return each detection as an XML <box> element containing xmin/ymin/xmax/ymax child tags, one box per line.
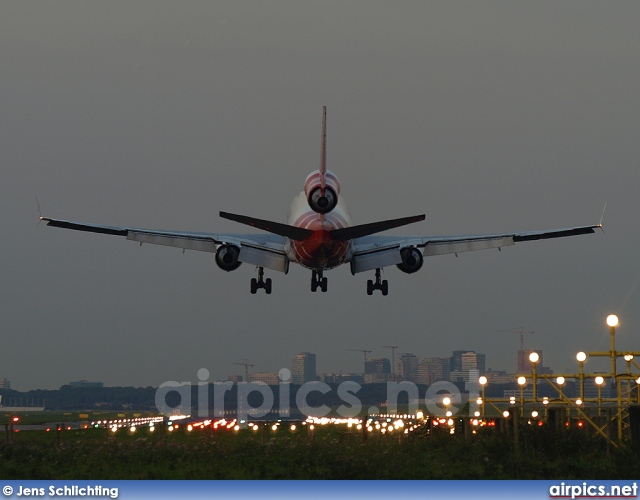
<box><xmin>2</xmin><ymin>2</ymin><xmax>639</xmax><ymax>390</ymax></box>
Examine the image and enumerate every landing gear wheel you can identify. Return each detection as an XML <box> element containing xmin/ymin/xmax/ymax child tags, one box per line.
<box><xmin>311</xmin><ymin>270</ymin><xmax>327</xmax><ymax>293</ymax></box>
<box><xmin>366</xmin><ymin>268</ymin><xmax>389</xmax><ymax>296</ymax></box>
<box><xmin>250</xmin><ymin>267</ymin><xmax>272</xmax><ymax>294</ymax></box>
<box><xmin>367</xmin><ymin>280</ymin><xmax>374</xmax><ymax>295</ymax></box>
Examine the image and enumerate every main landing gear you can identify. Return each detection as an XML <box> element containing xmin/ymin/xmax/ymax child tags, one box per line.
<box><xmin>367</xmin><ymin>268</ymin><xmax>388</xmax><ymax>296</ymax></box>
<box><xmin>250</xmin><ymin>267</ymin><xmax>272</xmax><ymax>294</ymax></box>
<box><xmin>311</xmin><ymin>270</ymin><xmax>328</xmax><ymax>293</ymax></box>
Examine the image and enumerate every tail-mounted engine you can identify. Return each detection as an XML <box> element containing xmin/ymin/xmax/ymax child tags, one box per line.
<box><xmin>215</xmin><ymin>244</ymin><xmax>242</xmax><ymax>271</ymax></box>
<box><xmin>304</xmin><ymin>170</ymin><xmax>340</xmax><ymax>214</ymax></box>
<box><xmin>396</xmin><ymin>247</ymin><xmax>423</xmax><ymax>274</ymax></box>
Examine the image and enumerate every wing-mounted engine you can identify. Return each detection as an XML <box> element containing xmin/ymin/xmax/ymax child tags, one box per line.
<box><xmin>396</xmin><ymin>246</ymin><xmax>423</xmax><ymax>274</ymax></box>
<box><xmin>215</xmin><ymin>244</ymin><xmax>242</xmax><ymax>271</ymax></box>
<box><xmin>304</xmin><ymin>169</ymin><xmax>340</xmax><ymax>214</ymax></box>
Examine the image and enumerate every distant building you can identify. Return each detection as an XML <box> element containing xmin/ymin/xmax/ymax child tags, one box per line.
<box><xmin>416</xmin><ymin>357</ymin><xmax>450</xmax><ymax>385</ymax></box>
<box><xmin>484</xmin><ymin>369</ymin><xmax>515</xmax><ymax>385</ymax></box>
<box><xmin>0</xmin><ymin>379</ymin><xmax>10</xmax><ymax>390</ymax></box>
<box><xmin>397</xmin><ymin>353</ymin><xmax>419</xmax><ymax>382</ymax></box>
<box><xmin>249</xmin><ymin>372</ymin><xmax>280</xmax><ymax>385</ymax></box>
<box><xmin>364</xmin><ymin>358</ymin><xmax>391</xmax><ymax>383</ymax></box>
<box><xmin>448</xmin><ymin>351</ymin><xmax>485</xmax><ymax>383</ymax></box>
<box><xmin>450</xmin><ymin>350</ymin><xmax>471</xmax><ymax>373</ymax></box>
<box><xmin>68</xmin><ymin>380</ymin><xmax>104</xmax><ymax>388</ymax></box>
<box><xmin>227</xmin><ymin>375</ymin><xmax>243</xmax><ymax>383</ymax></box>
<box><xmin>461</xmin><ymin>352</ymin><xmax>486</xmax><ymax>375</ymax></box>
<box><xmin>319</xmin><ymin>373</ymin><xmax>364</xmax><ymax>384</ymax></box>
<box><xmin>292</xmin><ymin>352</ymin><xmax>317</xmax><ymax>384</ymax></box>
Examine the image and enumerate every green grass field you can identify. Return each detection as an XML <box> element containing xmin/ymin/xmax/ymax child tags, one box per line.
<box><xmin>1</xmin><ymin>420</ymin><xmax>638</xmax><ymax>480</ymax></box>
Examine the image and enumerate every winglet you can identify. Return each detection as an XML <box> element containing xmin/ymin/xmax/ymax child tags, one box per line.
<box><xmin>598</xmin><ymin>201</ymin><xmax>607</xmax><ymax>232</ymax></box>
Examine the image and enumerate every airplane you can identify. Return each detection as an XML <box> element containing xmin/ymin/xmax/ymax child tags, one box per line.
<box><xmin>41</xmin><ymin>106</ymin><xmax>601</xmax><ymax>295</ymax></box>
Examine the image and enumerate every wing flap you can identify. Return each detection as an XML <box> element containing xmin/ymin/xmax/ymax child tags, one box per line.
<box><xmin>127</xmin><ymin>231</ymin><xmax>217</xmax><ymax>252</ymax></box>
<box><xmin>350</xmin><ymin>245</ymin><xmax>402</xmax><ymax>274</ymax></box>
<box><xmin>239</xmin><ymin>243</ymin><xmax>289</xmax><ymax>273</ymax></box>
<box><xmin>423</xmin><ymin>236</ymin><xmax>515</xmax><ymax>256</ymax></box>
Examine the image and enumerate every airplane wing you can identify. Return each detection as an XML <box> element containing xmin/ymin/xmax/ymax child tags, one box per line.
<box><xmin>40</xmin><ymin>217</ymin><xmax>289</xmax><ymax>273</ymax></box>
<box><xmin>349</xmin><ymin>223</ymin><xmax>601</xmax><ymax>274</ymax></box>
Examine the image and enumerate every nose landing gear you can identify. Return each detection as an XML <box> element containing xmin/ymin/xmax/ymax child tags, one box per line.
<box><xmin>250</xmin><ymin>267</ymin><xmax>272</xmax><ymax>294</ymax></box>
<box><xmin>367</xmin><ymin>268</ymin><xmax>388</xmax><ymax>296</ymax></box>
<box><xmin>311</xmin><ymin>270</ymin><xmax>328</xmax><ymax>292</ymax></box>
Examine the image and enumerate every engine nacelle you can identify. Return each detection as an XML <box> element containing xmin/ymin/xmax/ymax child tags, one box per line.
<box><xmin>304</xmin><ymin>169</ymin><xmax>340</xmax><ymax>214</ymax></box>
<box><xmin>396</xmin><ymin>247</ymin><xmax>423</xmax><ymax>274</ymax></box>
<box><xmin>215</xmin><ymin>244</ymin><xmax>242</xmax><ymax>272</ymax></box>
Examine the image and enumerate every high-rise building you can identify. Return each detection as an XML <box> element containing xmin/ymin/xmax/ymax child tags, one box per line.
<box><xmin>249</xmin><ymin>372</ymin><xmax>280</xmax><ymax>385</ymax></box>
<box><xmin>461</xmin><ymin>352</ymin><xmax>485</xmax><ymax>375</ymax></box>
<box><xmin>292</xmin><ymin>352</ymin><xmax>317</xmax><ymax>384</ymax></box>
<box><xmin>450</xmin><ymin>350</ymin><xmax>470</xmax><ymax>373</ymax></box>
<box><xmin>364</xmin><ymin>358</ymin><xmax>391</xmax><ymax>383</ymax></box>
<box><xmin>416</xmin><ymin>357</ymin><xmax>451</xmax><ymax>385</ymax></box>
<box><xmin>0</xmin><ymin>379</ymin><xmax>10</xmax><ymax>390</ymax></box>
<box><xmin>397</xmin><ymin>353</ymin><xmax>419</xmax><ymax>382</ymax></box>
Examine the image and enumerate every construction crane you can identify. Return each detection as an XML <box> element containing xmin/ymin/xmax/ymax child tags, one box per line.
<box><xmin>498</xmin><ymin>328</ymin><xmax>535</xmax><ymax>351</ymax></box>
<box><xmin>233</xmin><ymin>359</ymin><xmax>253</xmax><ymax>382</ymax></box>
<box><xmin>346</xmin><ymin>349</ymin><xmax>372</xmax><ymax>366</ymax></box>
<box><xmin>381</xmin><ymin>345</ymin><xmax>398</xmax><ymax>381</ymax></box>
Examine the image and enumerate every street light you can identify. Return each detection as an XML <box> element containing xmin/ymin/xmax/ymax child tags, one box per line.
<box><xmin>595</xmin><ymin>375</ymin><xmax>605</xmax><ymax>415</ymax></box>
<box><xmin>517</xmin><ymin>376</ymin><xmax>526</xmax><ymax>414</ymax></box>
<box><xmin>556</xmin><ymin>376</ymin><xmax>565</xmax><ymax>400</ymax></box>
<box><xmin>607</xmin><ymin>315</ymin><xmax>619</xmax><ymax>385</ymax></box>
<box><xmin>576</xmin><ymin>352</ymin><xmax>587</xmax><ymax>400</ymax></box>
<box><xmin>479</xmin><ymin>376</ymin><xmax>488</xmax><ymax>416</ymax></box>
<box><xmin>529</xmin><ymin>352</ymin><xmax>539</xmax><ymax>401</ymax></box>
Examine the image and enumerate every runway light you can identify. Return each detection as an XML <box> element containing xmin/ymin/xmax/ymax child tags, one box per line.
<box><xmin>595</xmin><ymin>376</ymin><xmax>605</xmax><ymax>385</ymax></box>
<box><xmin>556</xmin><ymin>376</ymin><xmax>565</xmax><ymax>385</ymax></box>
<box><xmin>503</xmin><ymin>411</ymin><xmax>510</xmax><ymax>418</ymax></box>
<box><xmin>576</xmin><ymin>352</ymin><xmax>587</xmax><ymax>363</ymax></box>
<box><xmin>531</xmin><ymin>411</ymin><xmax>539</xmax><ymax>418</ymax></box>
<box><xmin>529</xmin><ymin>352</ymin><xmax>539</xmax><ymax>363</ymax></box>
<box><xmin>517</xmin><ymin>376</ymin><xmax>526</xmax><ymax>386</ymax></box>
<box><xmin>606</xmin><ymin>315</ymin><xmax>619</xmax><ymax>327</ymax></box>
<box><xmin>478</xmin><ymin>376</ymin><xmax>488</xmax><ymax>386</ymax></box>
<box><xmin>624</xmin><ymin>354</ymin><xmax>634</xmax><ymax>362</ymax></box>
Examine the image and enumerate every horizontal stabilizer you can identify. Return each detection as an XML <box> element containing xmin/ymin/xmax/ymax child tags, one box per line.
<box><xmin>220</xmin><ymin>212</ymin><xmax>314</xmax><ymax>241</ymax></box>
<box><xmin>330</xmin><ymin>214</ymin><xmax>425</xmax><ymax>242</ymax></box>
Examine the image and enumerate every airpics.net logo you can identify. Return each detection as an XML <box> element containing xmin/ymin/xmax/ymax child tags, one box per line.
<box><xmin>549</xmin><ymin>482</ymin><xmax>638</xmax><ymax>499</ymax></box>
<box><xmin>154</xmin><ymin>368</ymin><xmax>482</xmax><ymax>420</ymax></box>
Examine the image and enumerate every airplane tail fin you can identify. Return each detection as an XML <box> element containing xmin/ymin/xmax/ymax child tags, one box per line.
<box><xmin>319</xmin><ymin>105</ymin><xmax>327</xmax><ymax>187</ymax></box>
